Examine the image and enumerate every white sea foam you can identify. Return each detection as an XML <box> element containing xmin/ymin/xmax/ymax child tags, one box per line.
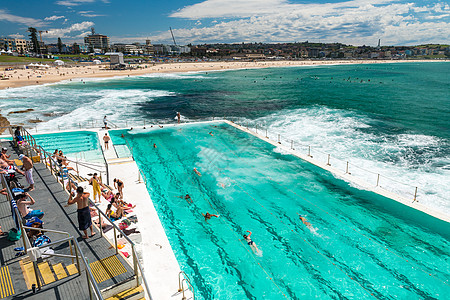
<box><xmin>254</xmin><ymin>107</ymin><xmax>450</xmax><ymax>215</ymax></box>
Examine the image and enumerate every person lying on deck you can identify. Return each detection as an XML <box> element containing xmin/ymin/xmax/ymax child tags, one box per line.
<box><xmin>106</xmin><ymin>203</ymin><xmax>124</xmax><ymax>220</ymax></box>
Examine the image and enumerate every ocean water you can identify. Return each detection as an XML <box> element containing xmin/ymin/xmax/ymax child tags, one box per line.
<box><xmin>0</xmin><ymin>62</ymin><xmax>448</xmax><ymax>214</ymax></box>
<box><xmin>110</xmin><ymin>123</ymin><xmax>450</xmax><ymax>299</ymax></box>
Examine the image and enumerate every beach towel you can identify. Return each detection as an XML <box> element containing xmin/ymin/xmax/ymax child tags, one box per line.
<box><xmin>77</xmin><ymin>206</ymin><xmax>92</xmax><ymax>231</ymax></box>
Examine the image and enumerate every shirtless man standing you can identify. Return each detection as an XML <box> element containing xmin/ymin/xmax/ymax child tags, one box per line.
<box><xmin>67</xmin><ymin>186</ymin><xmax>95</xmax><ymax>239</ymax></box>
<box><xmin>103</xmin><ymin>133</ymin><xmax>111</xmax><ymax>150</ymax></box>
<box><xmin>19</xmin><ymin>154</ymin><xmax>34</xmax><ymax>191</ymax></box>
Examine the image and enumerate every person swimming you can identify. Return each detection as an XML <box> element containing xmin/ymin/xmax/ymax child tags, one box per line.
<box><xmin>243</xmin><ymin>230</ymin><xmax>260</xmax><ymax>253</ymax></box>
<box><xmin>202</xmin><ymin>212</ymin><xmax>219</xmax><ymax>222</ymax></box>
<box><xmin>193</xmin><ymin>168</ymin><xmax>201</xmax><ymax>176</ymax></box>
<box><xmin>298</xmin><ymin>213</ymin><xmax>312</xmax><ymax>228</ymax></box>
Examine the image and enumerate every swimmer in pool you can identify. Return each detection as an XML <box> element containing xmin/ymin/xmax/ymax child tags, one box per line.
<box><xmin>193</xmin><ymin>168</ymin><xmax>201</xmax><ymax>176</ymax></box>
<box><xmin>243</xmin><ymin>230</ymin><xmax>260</xmax><ymax>253</ymax></box>
<box><xmin>209</xmin><ymin>131</ymin><xmax>214</xmax><ymax>136</ymax></box>
<box><xmin>202</xmin><ymin>212</ymin><xmax>219</xmax><ymax>222</ymax></box>
<box><xmin>298</xmin><ymin>214</ymin><xmax>312</xmax><ymax>228</ymax></box>
<box><xmin>184</xmin><ymin>194</ymin><xmax>193</xmax><ymax>204</ymax></box>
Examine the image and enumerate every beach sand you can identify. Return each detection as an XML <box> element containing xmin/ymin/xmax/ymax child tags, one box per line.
<box><xmin>0</xmin><ymin>59</ymin><xmax>434</xmax><ymax>90</ymax></box>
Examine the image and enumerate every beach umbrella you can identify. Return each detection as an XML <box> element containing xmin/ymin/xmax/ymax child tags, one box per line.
<box><xmin>54</xmin><ymin>60</ymin><xmax>64</xmax><ymax>66</ymax></box>
<box><xmin>92</xmin><ymin>60</ymin><xmax>101</xmax><ymax>64</ymax></box>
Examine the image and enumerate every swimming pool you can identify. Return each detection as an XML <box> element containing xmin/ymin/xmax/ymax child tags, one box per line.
<box><xmin>33</xmin><ymin>131</ymin><xmax>104</xmax><ymax>163</ymax></box>
<box><xmin>113</xmin><ymin>123</ymin><xmax>450</xmax><ymax>299</ymax></box>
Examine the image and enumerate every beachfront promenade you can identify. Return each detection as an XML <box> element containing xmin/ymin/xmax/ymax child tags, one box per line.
<box><xmin>0</xmin><ymin>140</ymin><xmax>136</xmax><ymax>299</ymax></box>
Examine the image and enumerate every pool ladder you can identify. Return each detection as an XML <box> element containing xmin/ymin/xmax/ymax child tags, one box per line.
<box><xmin>178</xmin><ymin>271</ymin><xmax>195</xmax><ymax>300</ymax></box>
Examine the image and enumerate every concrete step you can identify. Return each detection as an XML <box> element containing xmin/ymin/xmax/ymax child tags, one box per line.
<box><xmin>101</xmin><ymin>276</ymin><xmax>142</xmax><ymax>299</ymax></box>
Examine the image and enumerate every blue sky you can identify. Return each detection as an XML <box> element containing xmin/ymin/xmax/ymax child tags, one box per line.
<box><xmin>1</xmin><ymin>0</ymin><xmax>449</xmax><ymax>46</ymax></box>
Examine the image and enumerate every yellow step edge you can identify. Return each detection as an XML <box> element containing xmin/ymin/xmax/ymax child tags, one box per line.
<box><xmin>105</xmin><ymin>285</ymin><xmax>143</xmax><ymax>300</ymax></box>
<box><xmin>38</xmin><ymin>262</ymin><xmax>56</xmax><ymax>285</ymax></box>
<box><xmin>66</xmin><ymin>264</ymin><xmax>78</xmax><ymax>276</ymax></box>
<box><xmin>19</xmin><ymin>260</ymin><xmax>39</xmax><ymax>290</ymax></box>
<box><xmin>52</xmin><ymin>263</ymin><xmax>68</xmax><ymax>280</ymax></box>
<box><xmin>0</xmin><ymin>265</ymin><xmax>15</xmax><ymax>298</ymax></box>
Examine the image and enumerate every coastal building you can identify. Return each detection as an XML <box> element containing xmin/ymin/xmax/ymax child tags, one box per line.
<box><xmin>0</xmin><ymin>38</ymin><xmax>28</xmax><ymax>53</ymax></box>
<box><xmin>84</xmin><ymin>28</ymin><xmax>110</xmax><ymax>53</ymax></box>
<box><xmin>143</xmin><ymin>39</ymin><xmax>155</xmax><ymax>56</ymax></box>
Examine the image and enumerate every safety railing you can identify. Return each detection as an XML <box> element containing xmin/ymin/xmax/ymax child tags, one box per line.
<box><xmin>178</xmin><ymin>271</ymin><xmax>195</xmax><ymax>300</ymax></box>
<box><xmin>14</xmin><ymin>128</ymin><xmax>153</xmax><ymax>300</ymax></box>
<box><xmin>0</xmin><ymin>173</ymin><xmax>103</xmax><ymax>299</ymax></box>
<box><xmin>227</xmin><ymin>118</ymin><xmax>429</xmax><ymax>203</ymax></box>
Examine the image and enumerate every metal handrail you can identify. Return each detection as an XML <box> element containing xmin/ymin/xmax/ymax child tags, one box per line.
<box><xmin>16</xmin><ymin>128</ymin><xmax>152</xmax><ymax>299</ymax></box>
<box><xmin>1</xmin><ymin>174</ymin><xmax>103</xmax><ymax>299</ymax></box>
<box><xmin>178</xmin><ymin>271</ymin><xmax>195</xmax><ymax>300</ymax></box>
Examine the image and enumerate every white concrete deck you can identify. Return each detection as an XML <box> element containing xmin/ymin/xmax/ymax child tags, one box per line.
<box><xmin>224</xmin><ymin>120</ymin><xmax>450</xmax><ymax>223</ymax></box>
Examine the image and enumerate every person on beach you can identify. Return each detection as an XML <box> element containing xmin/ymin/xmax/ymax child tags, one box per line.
<box><xmin>89</xmin><ymin>173</ymin><xmax>102</xmax><ymax>203</ymax></box>
<box><xmin>177</xmin><ymin>112</ymin><xmax>181</xmax><ymax>124</ymax></box>
<box><xmin>103</xmin><ymin>115</ymin><xmax>108</xmax><ymax>129</ymax></box>
<box><xmin>114</xmin><ymin>178</ymin><xmax>124</xmax><ymax>199</ymax></box>
<box><xmin>103</xmin><ymin>133</ymin><xmax>110</xmax><ymax>150</ymax></box>
<box><xmin>19</xmin><ymin>154</ymin><xmax>34</xmax><ymax>191</ymax></box>
<box><xmin>193</xmin><ymin>168</ymin><xmax>201</xmax><ymax>176</ymax></box>
<box><xmin>243</xmin><ymin>230</ymin><xmax>260</xmax><ymax>253</ymax></box>
<box><xmin>67</xmin><ymin>186</ymin><xmax>95</xmax><ymax>239</ymax></box>
<box><xmin>202</xmin><ymin>212</ymin><xmax>219</xmax><ymax>222</ymax></box>
<box><xmin>16</xmin><ymin>192</ymin><xmax>44</xmax><ymax>219</ymax></box>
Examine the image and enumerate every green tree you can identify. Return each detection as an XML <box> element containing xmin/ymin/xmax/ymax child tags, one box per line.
<box><xmin>57</xmin><ymin>37</ymin><xmax>63</xmax><ymax>53</ymax></box>
<box><xmin>72</xmin><ymin>43</ymin><xmax>80</xmax><ymax>54</ymax></box>
<box><xmin>28</xmin><ymin>27</ymin><xmax>40</xmax><ymax>54</ymax></box>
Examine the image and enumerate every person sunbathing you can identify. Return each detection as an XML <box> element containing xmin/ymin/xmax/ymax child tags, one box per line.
<box><xmin>102</xmin><ymin>189</ymin><xmax>114</xmax><ymax>202</ymax></box>
<box><xmin>106</xmin><ymin>203</ymin><xmax>124</xmax><ymax>220</ymax></box>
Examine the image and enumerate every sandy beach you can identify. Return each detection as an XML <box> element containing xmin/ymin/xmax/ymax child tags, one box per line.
<box><xmin>0</xmin><ymin>59</ymin><xmax>438</xmax><ymax>90</ymax></box>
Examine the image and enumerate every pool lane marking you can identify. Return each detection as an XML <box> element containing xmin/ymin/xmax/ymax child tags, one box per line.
<box><xmin>178</xmin><ymin>127</ymin><xmax>382</xmax><ymax>298</ymax></box>
<box><xmin>266</xmin><ymin>175</ymin><xmax>450</xmax><ymax>288</ymax></box>
<box><xmin>177</xmin><ymin>128</ymin><xmax>373</xmax><ymax>299</ymax></box>
<box><xmin>209</xmin><ymin>123</ymin><xmax>450</xmax><ymax>288</ymax></box>
<box><xmin>146</xmin><ymin>133</ymin><xmax>290</xmax><ymax>299</ymax></box>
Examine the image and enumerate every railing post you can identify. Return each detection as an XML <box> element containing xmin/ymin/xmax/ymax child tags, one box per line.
<box><xmin>98</xmin><ymin>206</ymin><xmax>103</xmax><ymax>237</ymax></box>
<box><xmin>32</xmin><ymin>261</ymin><xmax>41</xmax><ymax>291</ymax></box>
<box><xmin>291</xmin><ymin>140</ymin><xmax>293</xmax><ymax>150</ymax></box>
<box><xmin>68</xmin><ymin>233</ymin><xmax>74</xmax><ymax>264</ymax></box>
<box><xmin>86</xmin><ymin>269</ymin><xmax>93</xmax><ymax>300</ymax></box>
<box><xmin>307</xmin><ymin>146</ymin><xmax>312</xmax><ymax>158</ymax></box>
<box><xmin>144</xmin><ymin>120</ymin><xmax>146</xmax><ymax>127</ymax></box>
<box><xmin>265</xmin><ymin>128</ymin><xmax>268</xmax><ymax>138</ymax></box>
<box><xmin>326</xmin><ymin>154</ymin><xmax>331</xmax><ymax>166</ymax></box>
<box><xmin>277</xmin><ymin>134</ymin><xmax>281</xmax><ymax>144</ymax></box>
<box><xmin>132</xmin><ymin>245</ymin><xmax>139</xmax><ymax>287</ymax></box>
<box><xmin>413</xmin><ymin>187</ymin><xmax>418</xmax><ymax>203</ymax></box>
<box><xmin>346</xmin><ymin>161</ymin><xmax>349</xmax><ymax>174</ymax></box>
<box><xmin>113</xmin><ymin>227</ymin><xmax>118</xmax><ymax>254</ymax></box>
<box><xmin>376</xmin><ymin>174</ymin><xmax>380</xmax><ymax>186</ymax></box>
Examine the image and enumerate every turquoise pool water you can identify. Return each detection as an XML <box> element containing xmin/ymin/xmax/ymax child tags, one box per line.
<box><xmin>33</xmin><ymin>131</ymin><xmax>103</xmax><ymax>162</ymax></box>
<box><xmin>111</xmin><ymin>123</ymin><xmax>450</xmax><ymax>299</ymax></box>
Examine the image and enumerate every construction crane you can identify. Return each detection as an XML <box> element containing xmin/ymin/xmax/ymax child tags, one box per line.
<box><xmin>169</xmin><ymin>27</ymin><xmax>177</xmax><ymax>46</ymax></box>
<box><xmin>38</xmin><ymin>30</ymin><xmax>48</xmax><ymax>44</ymax></box>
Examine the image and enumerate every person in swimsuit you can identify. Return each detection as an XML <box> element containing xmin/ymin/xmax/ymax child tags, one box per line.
<box><xmin>298</xmin><ymin>214</ymin><xmax>312</xmax><ymax>228</ymax></box>
<box><xmin>202</xmin><ymin>212</ymin><xmax>219</xmax><ymax>222</ymax></box>
<box><xmin>67</xmin><ymin>186</ymin><xmax>95</xmax><ymax>239</ymax></box>
<box><xmin>193</xmin><ymin>168</ymin><xmax>201</xmax><ymax>176</ymax></box>
<box><xmin>89</xmin><ymin>173</ymin><xmax>102</xmax><ymax>203</ymax></box>
<box><xmin>103</xmin><ymin>133</ymin><xmax>110</xmax><ymax>150</ymax></box>
<box><xmin>102</xmin><ymin>189</ymin><xmax>114</xmax><ymax>202</ymax></box>
<box><xmin>243</xmin><ymin>230</ymin><xmax>260</xmax><ymax>253</ymax></box>
<box><xmin>114</xmin><ymin>178</ymin><xmax>124</xmax><ymax>199</ymax></box>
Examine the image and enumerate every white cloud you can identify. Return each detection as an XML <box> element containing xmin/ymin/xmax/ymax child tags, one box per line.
<box><xmin>78</xmin><ymin>10</ymin><xmax>105</xmax><ymax>17</ymax></box>
<box><xmin>0</xmin><ymin>9</ymin><xmax>46</xmax><ymax>27</ymax></box>
<box><xmin>8</xmin><ymin>33</ymin><xmax>25</xmax><ymax>39</ymax></box>
<box><xmin>44</xmin><ymin>21</ymin><xmax>95</xmax><ymax>38</ymax></box>
<box><xmin>165</xmin><ymin>0</ymin><xmax>450</xmax><ymax>45</ymax></box>
<box><xmin>45</xmin><ymin>15</ymin><xmax>65</xmax><ymax>21</ymax></box>
<box><xmin>56</xmin><ymin>0</ymin><xmax>109</xmax><ymax>6</ymax></box>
